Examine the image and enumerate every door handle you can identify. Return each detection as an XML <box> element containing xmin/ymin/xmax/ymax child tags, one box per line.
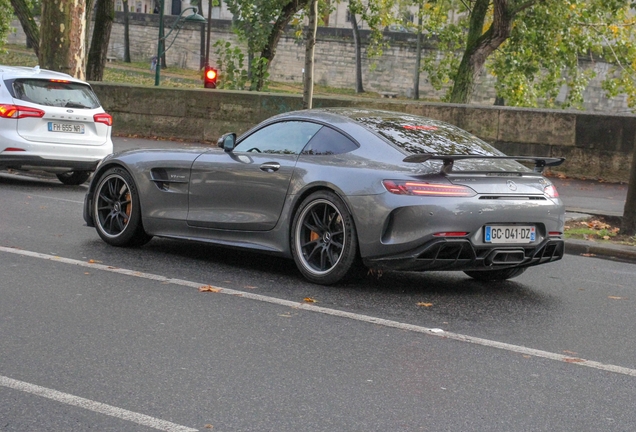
<box><xmin>260</xmin><ymin>162</ymin><xmax>280</xmax><ymax>172</ymax></box>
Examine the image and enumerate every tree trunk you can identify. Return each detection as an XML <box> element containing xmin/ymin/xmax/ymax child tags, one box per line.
<box><xmin>449</xmin><ymin>0</ymin><xmax>516</xmax><ymax>104</ymax></box>
<box><xmin>413</xmin><ymin>3</ymin><xmax>423</xmax><ymax>100</ymax></box>
<box><xmin>255</xmin><ymin>0</ymin><xmax>310</xmax><ymax>91</ymax></box>
<box><xmin>86</xmin><ymin>0</ymin><xmax>115</xmax><ymax>81</ymax></box>
<box><xmin>621</xmin><ymin>146</ymin><xmax>636</xmax><ymax>236</ymax></box>
<box><xmin>40</xmin><ymin>0</ymin><xmax>87</xmax><ymax>79</ymax></box>
<box><xmin>123</xmin><ymin>0</ymin><xmax>131</xmax><ymax>62</ymax></box>
<box><xmin>10</xmin><ymin>0</ymin><xmax>40</xmax><ymax>59</ymax></box>
<box><xmin>302</xmin><ymin>0</ymin><xmax>318</xmax><ymax>109</ymax></box>
<box><xmin>349</xmin><ymin>2</ymin><xmax>363</xmax><ymax>93</ymax></box>
<box><xmin>85</xmin><ymin>0</ymin><xmax>96</xmax><ymax>69</ymax></box>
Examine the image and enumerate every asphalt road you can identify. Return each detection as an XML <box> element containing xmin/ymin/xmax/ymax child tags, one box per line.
<box><xmin>1</xmin><ymin>139</ymin><xmax>635</xmax><ymax>431</ymax></box>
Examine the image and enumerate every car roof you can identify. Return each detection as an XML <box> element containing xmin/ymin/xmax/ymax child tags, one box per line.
<box><xmin>270</xmin><ymin>108</ymin><xmax>503</xmax><ymax>157</ymax></box>
<box><xmin>0</xmin><ymin>65</ymin><xmax>86</xmax><ymax>84</ymax></box>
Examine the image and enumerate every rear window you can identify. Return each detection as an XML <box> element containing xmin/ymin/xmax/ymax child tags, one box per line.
<box><xmin>8</xmin><ymin>79</ymin><xmax>101</xmax><ymax>109</ymax></box>
<box><xmin>354</xmin><ymin>115</ymin><xmax>501</xmax><ymax>156</ymax></box>
<box><xmin>353</xmin><ymin>114</ymin><xmax>529</xmax><ymax>172</ymax></box>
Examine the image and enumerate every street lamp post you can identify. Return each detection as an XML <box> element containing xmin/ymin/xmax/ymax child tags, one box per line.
<box><xmin>154</xmin><ymin>3</ymin><xmax>207</xmax><ymax>86</ymax></box>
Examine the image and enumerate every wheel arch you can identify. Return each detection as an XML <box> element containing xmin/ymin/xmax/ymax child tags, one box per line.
<box><xmin>288</xmin><ymin>183</ymin><xmax>360</xmax><ymax>255</ymax></box>
<box><xmin>85</xmin><ymin>160</ymin><xmax>142</xmax><ymax>227</ymax></box>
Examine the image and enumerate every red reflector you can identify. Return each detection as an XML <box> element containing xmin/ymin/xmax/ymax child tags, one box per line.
<box><xmin>548</xmin><ymin>231</ymin><xmax>562</xmax><ymax>236</ymax></box>
<box><xmin>433</xmin><ymin>232</ymin><xmax>469</xmax><ymax>237</ymax></box>
<box><xmin>94</xmin><ymin>113</ymin><xmax>113</xmax><ymax>126</ymax></box>
<box><xmin>0</xmin><ymin>104</ymin><xmax>45</xmax><ymax>119</ymax></box>
<box><xmin>383</xmin><ymin>180</ymin><xmax>476</xmax><ymax>197</ymax></box>
<box><xmin>3</xmin><ymin>147</ymin><xmax>26</xmax><ymax>152</ymax></box>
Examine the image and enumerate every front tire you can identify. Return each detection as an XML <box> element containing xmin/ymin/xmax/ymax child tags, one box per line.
<box><xmin>56</xmin><ymin>170</ymin><xmax>91</xmax><ymax>185</ymax></box>
<box><xmin>291</xmin><ymin>191</ymin><xmax>359</xmax><ymax>285</ymax></box>
<box><xmin>93</xmin><ymin>167</ymin><xmax>152</xmax><ymax>247</ymax></box>
<box><xmin>464</xmin><ymin>267</ymin><xmax>527</xmax><ymax>281</ymax></box>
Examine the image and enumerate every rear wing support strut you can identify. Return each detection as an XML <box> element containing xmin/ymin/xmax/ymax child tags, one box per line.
<box><xmin>402</xmin><ymin>154</ymin><xmax>566</xmax><ymax>174</ymax></box>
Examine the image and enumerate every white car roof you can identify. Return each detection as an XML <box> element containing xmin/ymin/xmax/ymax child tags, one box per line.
<box><xmin>0</xmin><ymin>65</ymin><xmax>85</xmax><ymax>84</ymax></box>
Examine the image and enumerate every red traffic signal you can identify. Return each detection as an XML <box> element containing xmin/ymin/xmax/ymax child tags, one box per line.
<box><xmin>204</xmin><ymin>66</ymin><xmax>218</xmax><ymax>89</ymax></box>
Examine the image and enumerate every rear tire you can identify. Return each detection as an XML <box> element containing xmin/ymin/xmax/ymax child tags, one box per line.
<box><xmin>464</xmin><ymin>267</ymin><xmax>527</xmax><ymax>281</ymax></box>
<box><xmin>291</xmin><ymin>191</ymin><xmax>359</xmax><ymax>285</ymax></box>
<box><xmin>92</xmin><ymin>167</ymin><xmax>152</xmax><ymax>247</ymax></box>
<box><xmin>56</xmin><ymin>170</ymin><xmax>91</xmax><ymax>185</ymax></box>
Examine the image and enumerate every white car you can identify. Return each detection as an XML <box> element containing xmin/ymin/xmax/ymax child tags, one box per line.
<box><xmin>0</xmin><ymin>65</ymin><xmax>113</xmax><ymax>185</ymax></box>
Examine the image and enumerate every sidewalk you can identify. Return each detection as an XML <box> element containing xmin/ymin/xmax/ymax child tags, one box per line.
<box><xmin>551</xmin><ymin>177</ymin><xmax>636</xmax><ymax>264</ymax></box>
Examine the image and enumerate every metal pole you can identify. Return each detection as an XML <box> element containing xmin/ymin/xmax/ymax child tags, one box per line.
<box><xmin>154</xmin><ymin>0</ymin><xmax>164</xmax><ymax>86</ymax></box>
<box><xmin>205</xmin><ymin>0</ymin><xmax>212</xmax><ymax>67</ymax></box>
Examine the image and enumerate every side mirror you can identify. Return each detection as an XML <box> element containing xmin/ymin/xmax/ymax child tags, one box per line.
<box><xmin>217</xmin><ymin>133</ymin><xmax>236</xmax><ymax>152</ymax></box>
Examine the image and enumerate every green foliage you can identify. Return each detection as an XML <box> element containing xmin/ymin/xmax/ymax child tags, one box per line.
<box><xmin>417</xmin><ymin>0</ymin><xmax>467</xmax><ymax>100</ymax></box>
<box><xmin>0</xmin><ymin>0</ymin><xmax>12</xmax><ymax>49</ymax></box>
<box><xmin>490</xmin><ymin>0</ymin><xmax>636</xmax><ymax>110</ymax></box>
<box><xmin>251</xmin><ymin>56</ymin><xmax>270</xmax><ymax>90</ymax></box>
<box><xmin>419</xmin><ymin>0</ymin><xmax>636</xmax><ymax>110</ymax></box>
<box><xmin>348</xmin><ymin>0</ymin><xmax>397</xmax><ymax>60</ymax></box>
<box><xmin>213</xmin><ymin>40</ymin><xmax>249</xmax><ymax>90</ymax></box>
<box><xmin>213</xmin><ymin>40</ymin><xmax>270</xmax><ymax>90</ymax></box>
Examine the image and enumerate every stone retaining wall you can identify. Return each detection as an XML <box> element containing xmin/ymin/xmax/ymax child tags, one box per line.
<box><xmin>91</xmin><ymin>83</ymin><xmax>636</xmax><ymax>183</ymax></box>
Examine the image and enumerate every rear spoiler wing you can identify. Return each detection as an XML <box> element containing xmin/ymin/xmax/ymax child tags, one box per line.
<box><xmin>402</xmin><ymin>154</ymin><xmax>565</xmax><ymax>174</ymax></box>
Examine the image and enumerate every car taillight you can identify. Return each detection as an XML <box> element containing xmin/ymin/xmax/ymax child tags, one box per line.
<box><xmin>383</xmin><ymin>180</ymin><xmax>476</xmax><ymax>197</ymax></box>
<box><xmin>544</xmin><ymin>184</ymin><xmax>559</xmax><ymax>198</ymax></box>
<box><xmin>94</xmin><ymin>113</ymin><xmax>113</xmax><ymax>126</ymax></box>
<box><xmin>0</xmin><ymin>104</ymin><xmax>45</xmax><ymax>119</ymax></box>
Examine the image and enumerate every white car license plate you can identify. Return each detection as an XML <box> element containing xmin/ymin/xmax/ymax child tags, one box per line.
<box><xmin>48</xmin><ymin>122</ymin><xmax>85</xmax><ymax>134</ymax></box>
<box><xmin>485</xmin><ymin>225</ymin><xmax>535</xmax><ymax>243</ymax></box>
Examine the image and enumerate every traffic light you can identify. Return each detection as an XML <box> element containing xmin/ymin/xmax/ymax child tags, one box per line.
<box><xmin>204</xmin><ymin>66</ymin><xmax>218</xmax><ymax>89</ymax></box>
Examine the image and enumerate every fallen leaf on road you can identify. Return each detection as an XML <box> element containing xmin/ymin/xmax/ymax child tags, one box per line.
<box><xmin>244</xmin><ymin>285</ymin><xmax>258</xmax><ymax>289</ymax></box>
<box><xmin>417</xmin><ymin>302</ymin><xmax>433</xmax><ymax>307</ymax></box>
<box><xmin>608</xmin><ymin>296</ymin><xmax>625</xmax><ymax>300</ymax></box>
<box><xmin>563</xmin><ymin>350</ymin><xmax>578</xmax><ymax>355</ymax></box>
<box><xmin>303</xmin><ymin>297</ymin><xmax>317</xmax><ymax>303</ymax></box>
<box><xmin>204</xmin><ymin>424</ymin><xmax>213</xmax><ymax>429</ymax></box>
<box><xmin>564</xmin><ymin>357</ymin><xmax>584</xmax><ymax>363</ymax></box>
<box><xmin>199</xmin><ymin>285</ymin><xmax>221</xmax><ymax>293</ymax></box>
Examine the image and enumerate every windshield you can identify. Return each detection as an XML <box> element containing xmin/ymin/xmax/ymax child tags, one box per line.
<box><xmin>9</xmin><ymin>79</ymin><xmax>101</xmax><ymax>109</ymax></box>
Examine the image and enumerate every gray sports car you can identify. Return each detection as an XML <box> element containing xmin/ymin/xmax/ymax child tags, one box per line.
<box><xmin>83</xmin><ymin>108</ymin><xmax>565</xmax><ymax>285</ymax></box>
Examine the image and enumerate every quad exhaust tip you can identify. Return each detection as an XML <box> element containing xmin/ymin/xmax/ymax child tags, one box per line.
<box><xmin>487</xmin><ymin>249</ymin><xmax>526</xmax><ymax>265</ymax></box>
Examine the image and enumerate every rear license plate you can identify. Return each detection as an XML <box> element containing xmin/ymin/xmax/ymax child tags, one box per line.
<box><xmin>485</xmin><ymin>225</ymin><xmax>535</xmax><ymax>243</ymax></box>
<box><xmin>48</xmin><ymin>122</ymin><xmax>85</xmax><ymax>134</ymax></box>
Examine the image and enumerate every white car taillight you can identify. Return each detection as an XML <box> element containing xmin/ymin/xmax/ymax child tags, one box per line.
<box><xmin>94</xmin><ymin>113</ymin><xmax>113</xmax><ymax>126</ymax></box>
<box><xmin>0</xmin><ymin>104</ymin><xmax>45</xmax><ymax>119</ymax></box>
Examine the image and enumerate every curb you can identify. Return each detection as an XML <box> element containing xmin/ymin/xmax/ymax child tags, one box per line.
<box><xmin>564</xmin><ymin>239</ymin><xmax>636</xmax><ymax>264</ymax></box>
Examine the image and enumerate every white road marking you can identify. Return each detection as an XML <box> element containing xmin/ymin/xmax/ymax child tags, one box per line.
<box><xmin>0</xmin><ymin>376</ymin><xmax>197</xmax><ymax>432</ymax></box>
<box><xmin>2</xmin><ymin>245</ymin><xmax>636</xmax><ymax>381</ymax></box>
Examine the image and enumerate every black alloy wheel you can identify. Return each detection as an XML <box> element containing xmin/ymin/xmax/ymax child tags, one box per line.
<box><xmin>93</xmin><ymin>167</ymin><xmax>152</xmax><ymax>247</ymax></box>
<box><xmin>292</xmin><ymin>191</ymin><xmax>359</xmax><ymax>285</ymax></box>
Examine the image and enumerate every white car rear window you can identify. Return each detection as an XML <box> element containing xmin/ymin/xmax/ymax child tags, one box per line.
<box><xmin>10</xmin><ymin>79</ymin><xmax>101</xmax><ymax>109</ymax></box>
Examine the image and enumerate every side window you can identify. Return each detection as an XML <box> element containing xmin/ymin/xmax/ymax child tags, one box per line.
<box><xmin>301</xmin><ymin>126</ymin><xmax>359</xmax><ymax>155</ymax></box>
<box><xmin>234</xmin><ymin>121</ymin><xmax>323</xmax><ymax>155</ymax></box>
